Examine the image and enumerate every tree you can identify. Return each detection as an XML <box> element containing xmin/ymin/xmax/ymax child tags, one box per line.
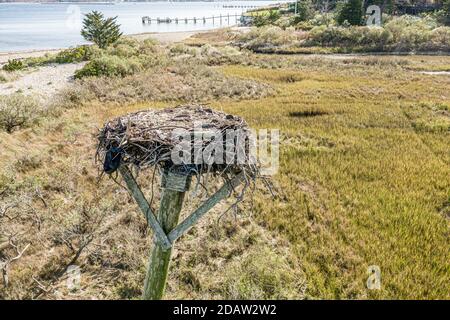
<box><xmin>444</xmin><ymin>0</ymin><xmax>450</xmax><ymax>26</ymax></box>
<box><xmin>337</xmin><ymin>0</ymin><xmax>364</xmax><ymax>26</ymax></box>
<box><xmin>81</xmin><ymin>11</ymin><xmax>122</xmax><ymax>49</ymax></box>
<box><xmin>294</xmin><ymin>0</ymin><xmax>315</xmax><ymax>23</ymax></box>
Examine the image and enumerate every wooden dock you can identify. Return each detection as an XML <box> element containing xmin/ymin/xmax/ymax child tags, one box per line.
<box><xmin>222</xmin><ymin>5</ymin><xmax>260</xmax><ymax>8</ymax></box>
<box><xmin>142</xmin><ymin>13</ymin><xmax>243</xmax><ymax>25</ymax></box>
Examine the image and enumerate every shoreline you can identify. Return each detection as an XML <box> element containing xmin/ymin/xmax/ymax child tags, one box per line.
<box><xmin>0</xmin><ymin>29</ymin><xmax>216</xmax><ymax>64</ymax></box>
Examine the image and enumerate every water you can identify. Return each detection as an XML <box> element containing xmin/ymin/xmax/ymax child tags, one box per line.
<box><xmin>0</xmin><ymin>1</ymin><xmax>284</xmax><ymax>52</ymax></box>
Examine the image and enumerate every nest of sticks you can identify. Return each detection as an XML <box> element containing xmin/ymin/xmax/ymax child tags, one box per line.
<box><xmin>96</xmin><ymin>105</ymin><xmax>261</xmax><ymax>186</ymax></box>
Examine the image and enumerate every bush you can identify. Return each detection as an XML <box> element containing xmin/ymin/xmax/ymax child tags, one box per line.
<box><xmin>8</xmin><ymin>46</ymin><xmax>95</xmax><ymax>71</ymax></box>
<box><xmin>2</xmin><ymin>59</ymin><xmax>25</xmax><ymax>72</ymax></box>
<box><xmin>74</xmin><ymin>55</ymin><xmax>143</xmax><ymax>79</ymax></box>
<box><xmin>306</xmin><ymin>15</ymin><xmax>450</xmax><ymax>52</ymax></box>
<box><xmin>199</xmin><ymin>45</ymin><xmax>244</xmax><ymax>65</ymax></box>
<box><xmin>307</xmin><ymin>25</ymin><xmax>392</xmax><ymax>49</ymax></box>
<box><xmin>0</xmin><ymin>71</ymin><xmax>17</xmax><ymax>83</ymax></box>
<box><xmin>63</xmin><ymin>62</ymin><xmax>272</xmax><ymax>106</ymax></box>
<box><xmin>427</xmin><ymin>27</ymin><xmax>450</xmax><ymax>51</ymax></box>
<box><xmin>235</xmin><ymin>26</ymin><xmax>304</xmax><ymax>52</ymax></box>
<box><xmin>54</xmin><ymin>46</ymin><xmax>93</xmax><ymax>64</ymax></box>
<box><xmin>106</xmin><ymin>38</ymin><xmax>142</xmax><ymax>58</ymax></box>
<box><xmin>252</xmin><ymin>10</ymin><xmax>281</xmax><ymax>27</ymax></box>
<box><xmin>337</xmin><ymin>0</ymin><xmax>364</xmax><ymax>26</ymax></box>
<box><xmin>384</xmin><ymin>15</ymin><xmax>448</xmax><ymax>51</ymax></box>
<box><xmin>0</xmin><ymin>94</ymin><xmax>38</xmax><ymax>133</ymax></box>
<box><xmin>169</xmin><ymin>43</ymin><xmax>199</xmax><ymax>56</ymax></box>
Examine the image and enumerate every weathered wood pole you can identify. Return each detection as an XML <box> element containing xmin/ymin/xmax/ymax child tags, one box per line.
<box><xmin>142</xmin><ymin>170</ymin><xmax>191</xmax><ymax>300</ymax></box>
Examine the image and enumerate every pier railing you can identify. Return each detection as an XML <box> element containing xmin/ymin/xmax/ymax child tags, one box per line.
<box><xmin>142</xmin><ymin>13</ymin><xmax>243</xmax><ymax>25</ymax></box>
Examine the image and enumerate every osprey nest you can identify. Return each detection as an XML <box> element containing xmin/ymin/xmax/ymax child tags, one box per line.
<box><xmin>97</xmin><ymin>105</ymin><xmax>260</xmax><ymax>181</ymax></box>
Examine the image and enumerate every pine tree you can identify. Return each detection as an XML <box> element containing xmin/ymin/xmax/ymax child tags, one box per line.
<box><xmin>444</xmin><ymin>0</ymin><xmax>450</xmax><ymax>26</ymax></box>
<box><xmin>81</xmin><ymin>11</ymin><xmax>122</xmax><ymax>49</ymax></box>
<box><xmin>294</xmin><ymin>0</ymin><xmax>315</xmax><ymax>23</ymax></box>
<box><xmin>337</xmin><ymin>0</ymin><xmax>364</xmax><ymax>26</ymax></box>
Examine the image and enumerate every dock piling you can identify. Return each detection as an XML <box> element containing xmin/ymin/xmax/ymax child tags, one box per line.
<box><xmin>141</xmin><ymin>13</ymin><xmax>244</xmax><ymax>26</ymax></box>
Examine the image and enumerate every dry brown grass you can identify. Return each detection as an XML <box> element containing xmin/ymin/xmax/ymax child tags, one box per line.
<box><xmin>60</xmin><ymin>62</ymin><xmax>273</xmax><ymax>107</ymax></box>
<box><xmin>0</xmin><ymin>32</ymin><xmax>449</xmax><ymax>300</ymax></box>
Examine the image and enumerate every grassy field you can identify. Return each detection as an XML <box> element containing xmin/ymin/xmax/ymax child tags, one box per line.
<box><xmin>0</xmin><ymin>34</ymin><xmax>449</xmax><ymax>299</ymax></box>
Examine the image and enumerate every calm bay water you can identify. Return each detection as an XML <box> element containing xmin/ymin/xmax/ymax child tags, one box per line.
<box><xmin>0</xmin><ymin>1</ymin><xmax>283</xmax><ymax>52</ymax></box>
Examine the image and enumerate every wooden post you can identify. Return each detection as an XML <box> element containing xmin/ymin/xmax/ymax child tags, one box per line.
<box><xmin>142</xmin><ymin>170</ymin><xmax>191</xmax><ymax>300</ymax></box>
<box><xmin>119</xmin><ymin>164</ymin><xmax>245</xmax><ymax>300</ymax></box>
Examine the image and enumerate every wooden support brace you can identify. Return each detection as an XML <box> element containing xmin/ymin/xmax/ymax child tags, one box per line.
<box><xmin>143</xmin><ymin>170</ymin><xmax>191</xmax><ymax>300</ymax></box>
<box><xmin>119</xmin><ymin>166</ymin><xmax>172</xmax><ymax>251</ymax></box>
<box><xmin>167</xmin><ymin>172</ymin><xmax>245</xmax><ymax>243</ymax></box>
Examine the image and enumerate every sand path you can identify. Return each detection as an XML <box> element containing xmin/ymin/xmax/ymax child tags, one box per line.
<box><xmin>0</xmin><ymin>63</ymin><xmax>85</xmax><ymax>98</ymax></box>
<box><xmin>0</xmin><ymin>30</ymin><xmax>201</xmax><ymax>100</ymax></box>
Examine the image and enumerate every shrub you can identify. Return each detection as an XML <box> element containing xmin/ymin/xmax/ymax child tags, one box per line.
<box><xmin>74</xmin><ymin>55</ymin><xmax>143</xmax><ymax>79</ymax></box>
<box><xmin>22</xmin><ymin>54</ymin><xmax>55</xmax><ymax>68</ymax></box>
<box><xmin>54</xmin><ymin>46</ymin><xmax>92</xmax><ymax>63</ymax></box>
<box><xmin>235</xmin><ymin>26</ymin><xmax>304</xmax><ymax>52</ymax></box>
<box><xmin>427</xmin><ymin>27</ymin><xmax>450</xmax><ymax>51</ymax></box>
<box><xmin>106</xmin><ymin>38</ymin><xmax>142</xmax><ymax>57</ymax></box>
<box><xmin>0</xmin><ymin>71</ymin><xmax>17</xmax><ymax>83</ymax></box>
<box><xmin>169</xmin><ymin>43</ymin><xmax>199</xmax><ymax>56</ymax></box>
<box><xmin>81</xmin><ymin>11</ymin><xmax>122</xmax><ymax>49</ymax></box>
<box><xmin>384</xmin><ymin>15</ymin><xmax>443</xmax><ymax>51</ymax></box>
<box><xmin>64</xmin><ymin>62</ymin><xmax>272</xmax><ymax>106</ymax></box>
<box><xmin>0</xmin><ymin>94</ymin><xmax>38</xmax><ymax>133</ymax></box>
<box><xmin>337</xmin><ymin>0</ymin><xmax>364</xmax><ymax>26</ymax></box>
<box><xmin>12</xmin><ymin>46</ymin><xmax>95</xmax><ymax>70</ymax></box>
<box><xmin>2</xmin><ymin>59</ymin><xmax>25</xmax><ymax>72</ymax></box>
<box><xmin>253</xmin><ymin>9</ymin><xmax>281</xmax><ymax>27</ymax></box>
<box><xmin>306</xmin><ymin>15</ymin><xmax>450</xmax><ymax>52</ymax></box>
<box><xmin>198</xmin><ymin>45</ymin><xmax>244</xmax><ymax>65</ymax></box>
